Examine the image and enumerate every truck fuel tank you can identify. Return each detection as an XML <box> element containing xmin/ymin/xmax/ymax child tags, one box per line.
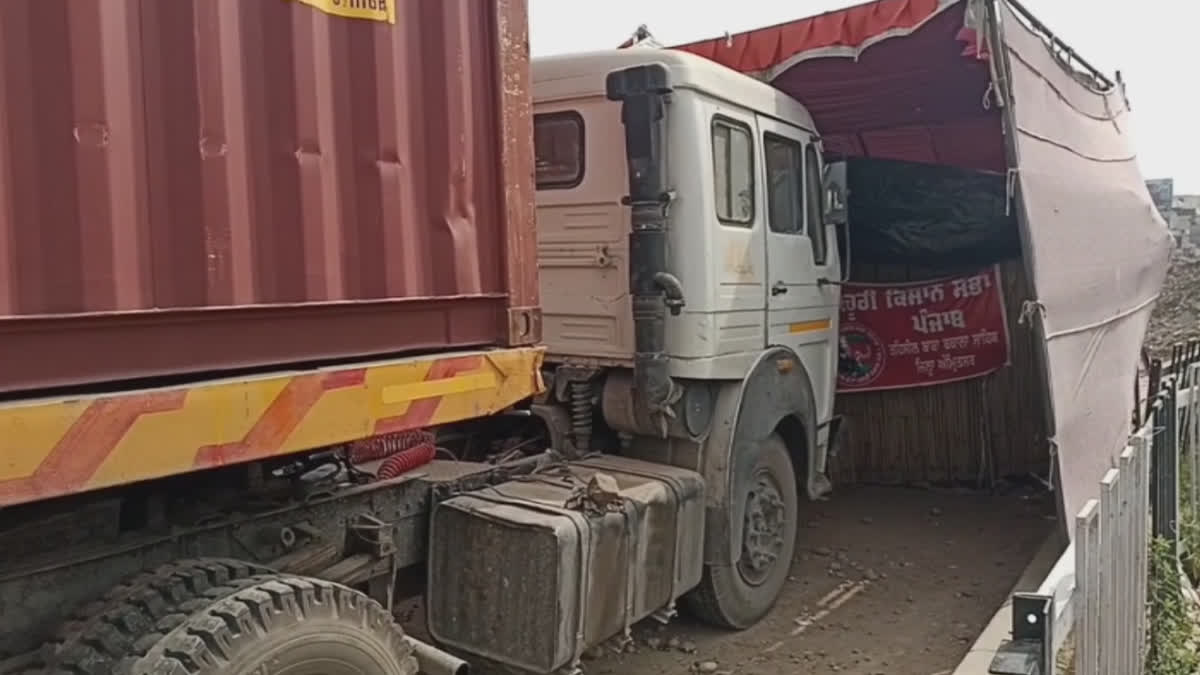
<box><xmin>427</xmin><ymin>456</ymin><xmax>706</xmax><ymax>673</ymax></box>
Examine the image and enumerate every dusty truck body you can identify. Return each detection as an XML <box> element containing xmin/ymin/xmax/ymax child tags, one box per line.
<box><xmin>0</xmin><ymin>1</ymin><xmax>1170</xmax><ymax>675</ymax></box>
<box><xmin>0</xmin><ymin>0</ymin><xmax>547</xmax><ymax>671</ymax></box>
<box><xmin>0</xmin><ymin>2</ymin><xmax>801</xmax><ymax>673</ymax></box>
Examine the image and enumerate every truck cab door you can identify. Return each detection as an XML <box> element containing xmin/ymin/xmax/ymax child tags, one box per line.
<box><xmin>757</xmin><ymin>116</ymin><xmax>840</xmax><ymax>424</ymax></box>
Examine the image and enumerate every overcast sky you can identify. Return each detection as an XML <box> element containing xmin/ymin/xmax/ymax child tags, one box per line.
<box><xmin>530</xmin><ymin>0</ymin><xmax>1198</xmax><ymax>194</ymax></box>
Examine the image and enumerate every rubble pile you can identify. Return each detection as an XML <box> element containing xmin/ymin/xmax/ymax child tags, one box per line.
<box><xmin>1147</xmin><ymin>249</ymin><xmax>1200</xmax><ymax>359</ymax></box>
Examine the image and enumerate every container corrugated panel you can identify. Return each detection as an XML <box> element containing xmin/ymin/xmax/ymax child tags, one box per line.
<box><xmin>0</xmin><ymin>0</ymin><xmax>539</xmax><ymax>393</ymax></box>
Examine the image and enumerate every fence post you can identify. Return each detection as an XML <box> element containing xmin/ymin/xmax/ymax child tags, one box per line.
<box><xmin>1190</xmin><ymin>365</ymin><xmax>1200</xmax><ymax>534</ymax></box>
<box><xmin>1132</xmin><ymin>432</ymin><xmax>1151</xmax><ymax>667</ymax></box>
<box><xmin>1099</xmin><ymin>468</ymin><xmax>1121</xmax><ymax>675</ymax></box>
<box><xmin>1150</xmin><ymin>383</ymin><xmax>1180</xmax><ymax>551</ymax></box>
<box><xmin>1146</xmin><ymin>358</ymin><xmax>1163</xmax><ymax>425</ymax></box>
<box><xmin>1118</xmin><ymin>446</ymin><xmax>1138</xmax><ymax>675</ymax></box>
<box><xmin>1166</xmin><ymin>381</ymin><xmax>1179</xmax><ymax>554</ymax></box>
<box><xmin>1074</xmin><ymin>498</ymin><xmax>1101</xmax><ymax>675</ymax></box>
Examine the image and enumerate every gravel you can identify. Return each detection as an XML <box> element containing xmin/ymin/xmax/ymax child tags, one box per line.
<box><xmin>1147</xmin><ymin>249</ymin><xmax>1200</xmax><ymax>359</ymax></box>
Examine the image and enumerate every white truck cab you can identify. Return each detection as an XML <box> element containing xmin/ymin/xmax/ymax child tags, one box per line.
<box><xmin>531</xmin><ymin>48</ymin><xmax>845</xmax><ymax>629</ymax></box>
<box><xmin>534</xmin><ymin>49</ymin><xmax>839</xmax><ymax>391</ymax></box>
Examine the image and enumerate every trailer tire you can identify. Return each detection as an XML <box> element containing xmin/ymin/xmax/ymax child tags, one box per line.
<box><xmin>125</xmin><ymin>574</ymin><xmax>418</xmax><ymax>675</ymax></box>
<box><xmin>686</xmin><ymin>433</ymin><xmax>798</xmax><ymax>629</ymax></box>
<box><xmin>43</xmin><ymin>558</ymin><xmax>270</xmax><ymax>674</ymax></box>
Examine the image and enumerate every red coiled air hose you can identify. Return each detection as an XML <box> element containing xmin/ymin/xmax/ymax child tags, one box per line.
<box><xmin>376</xmin><ymin>442</ymin><xmax>437</xmax><ymax>480</ymax></box>
<box><xmin>348</xmin><ymin>430</ymin><xmax>435</xmax><ymax>464</ymax></box>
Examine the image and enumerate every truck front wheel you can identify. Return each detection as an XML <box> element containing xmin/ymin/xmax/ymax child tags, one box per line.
<box><xmin>686</xmin><ymin>433</ymin><xmax>798</xmax><ymax>629</ymax></box>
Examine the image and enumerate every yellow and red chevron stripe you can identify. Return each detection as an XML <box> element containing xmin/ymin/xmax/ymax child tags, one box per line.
<box><xmin>0</xmin><ymin>346</ymin><xmax>545</xmax><ymax>508</ymax></box>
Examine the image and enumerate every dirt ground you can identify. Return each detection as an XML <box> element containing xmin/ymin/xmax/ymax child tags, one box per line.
<box><xmin>408</xmin><ymin>485</ymin><xmax>1053</xmax><ymax>675</ymax></box>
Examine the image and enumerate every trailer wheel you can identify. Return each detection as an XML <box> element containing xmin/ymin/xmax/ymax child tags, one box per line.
<box><xmin>686</xmin><ymin>433</ymin><xmax>798</xmax><ymax>629</ymax></box>
<box><xmin>44</xmin><ymin>558</ymin><xmax>270</xmax><ymax>674</ymax></box>
<box><xmin>125</xmin><ymin>574</ymin><xmax>418</xmax><ymax>675</ymax></box>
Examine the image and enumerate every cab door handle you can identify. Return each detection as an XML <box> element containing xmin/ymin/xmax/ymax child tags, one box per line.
<box><xmin>771</xmin><ymin>281</ymin><xmax>789</xmax><ymax>296</ymax></box>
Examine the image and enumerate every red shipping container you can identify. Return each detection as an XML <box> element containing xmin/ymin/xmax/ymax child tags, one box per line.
<box><xmin>0</xmin><ymin>0</ymin><xmax>539</xmax><ymax>393</ymax></box>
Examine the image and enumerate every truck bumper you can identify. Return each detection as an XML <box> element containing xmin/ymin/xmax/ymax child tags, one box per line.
<box><xmin>0</xmin><ymin>346</ymin><xmax>545</xmax><ymax>508</ymax></box>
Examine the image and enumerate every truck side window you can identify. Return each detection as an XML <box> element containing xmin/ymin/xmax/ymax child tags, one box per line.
<box><xmin>804</xmin><ymin>144</ymin><xmax>828</xmax><ymax>265</ymax></box>
<box><xmin>712</xmin><ymin>117</ymin><xmax>754</xmax><ymax>225</ymax></box>
<box><xmin>764</xmin><ymin>133</ymin><xmax>803</xmax><ymax>235</ymax></box>
<box><xmin>534</xmin><ymin>111</ymin><xmax>584</xmax><ymax>189</ymax></box>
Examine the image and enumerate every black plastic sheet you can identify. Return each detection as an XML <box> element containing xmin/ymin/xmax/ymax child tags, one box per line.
<box><xmin>846</xmin><ymin>158</ymin><xmax>1021</xmax><ymax>266</ymax></box>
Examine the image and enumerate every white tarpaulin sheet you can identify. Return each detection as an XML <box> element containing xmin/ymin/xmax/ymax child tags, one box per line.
<box><xmin>1000</xmin><ymin>2</ymin><xmax>1172</xmax><ymax>524</ymax></box>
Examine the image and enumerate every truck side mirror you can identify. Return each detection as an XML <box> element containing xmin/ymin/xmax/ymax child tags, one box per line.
<box><xmin>823</xmin><ymin>161</ymin><xmax>848</xmax><ymax>227</ymax></box>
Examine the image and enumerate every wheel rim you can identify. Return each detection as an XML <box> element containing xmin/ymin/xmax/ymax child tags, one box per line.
<box><xmin>737</xmin><ymin>467</ymin><xmax>787</xmax><ymax>587</ymax></box>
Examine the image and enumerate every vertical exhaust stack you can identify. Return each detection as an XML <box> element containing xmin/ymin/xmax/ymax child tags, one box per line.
<box><xmin>605</xmin><ymin>64</ymin><xmax>685</xmax><ymax>431</ymax></box>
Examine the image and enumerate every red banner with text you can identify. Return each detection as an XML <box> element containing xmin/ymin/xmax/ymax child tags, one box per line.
<box><xmin>837</xmin><ymin>266</ymin><xmax>1011</xmax><ymax>393</ymax></box>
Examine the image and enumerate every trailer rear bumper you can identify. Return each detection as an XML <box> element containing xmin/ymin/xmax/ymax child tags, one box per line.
<box><xmin>0</xmin><ymin>346</ymin><xmax>545</xmax><ymax>508</ymax></box>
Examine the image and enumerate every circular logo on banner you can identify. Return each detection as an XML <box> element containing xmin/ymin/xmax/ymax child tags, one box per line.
<box><xmin>837</xmin><ymin>323</ymin><xmax>886</xmax><ymax>388</ymax></box>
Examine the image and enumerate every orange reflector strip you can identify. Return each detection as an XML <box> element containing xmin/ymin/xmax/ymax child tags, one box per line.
<box><xmin>788</xmin><ymin>319</ymin><xmax>832</xmax><ymax>334</ymax></box>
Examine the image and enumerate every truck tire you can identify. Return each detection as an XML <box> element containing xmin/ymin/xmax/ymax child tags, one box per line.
<box><xmin>125</xmin><ymin>574</ymin><xmax>418</xmax><ymax>675</ymax></box>
<box><xmin>44</xmin><ymin>558</ymin><xmax>270</xmax><ymax>674</ymax></box>
<box><xmin>686</xmin><ymin>433</ymin><xmax>798</xmax><ymax>629</ymax></box>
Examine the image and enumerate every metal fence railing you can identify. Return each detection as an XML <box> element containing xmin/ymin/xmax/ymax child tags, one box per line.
<box><xmin>987</xmin><ymin>340</ymin><xmax>1200</xmax><ymax>675</ymax></box>
<box><xmin>1167</xmin><ymin>342</ymin><xmax>1200</xmax><ymax>553</ymax></box>
<box><xmin>1071</xmin><ymin>426</ymin><xmax>1150</xmax><ymax>675</ymax></box>
<box><xmin>1071</xmin><ymin>342</ymin><xmax>1200</xmax><ymax>675</ymax></box>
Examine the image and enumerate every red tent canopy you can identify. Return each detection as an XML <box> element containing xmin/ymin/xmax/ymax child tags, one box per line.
<box><xmin>676</xmin><ymin>0</ymin><xmax>1175</xmax><ymax>534</ymax></box>
<box><xmin>674</xmin><ymin>0</ymin><xmax>1004</xmax><ymax>172</ymax></box>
